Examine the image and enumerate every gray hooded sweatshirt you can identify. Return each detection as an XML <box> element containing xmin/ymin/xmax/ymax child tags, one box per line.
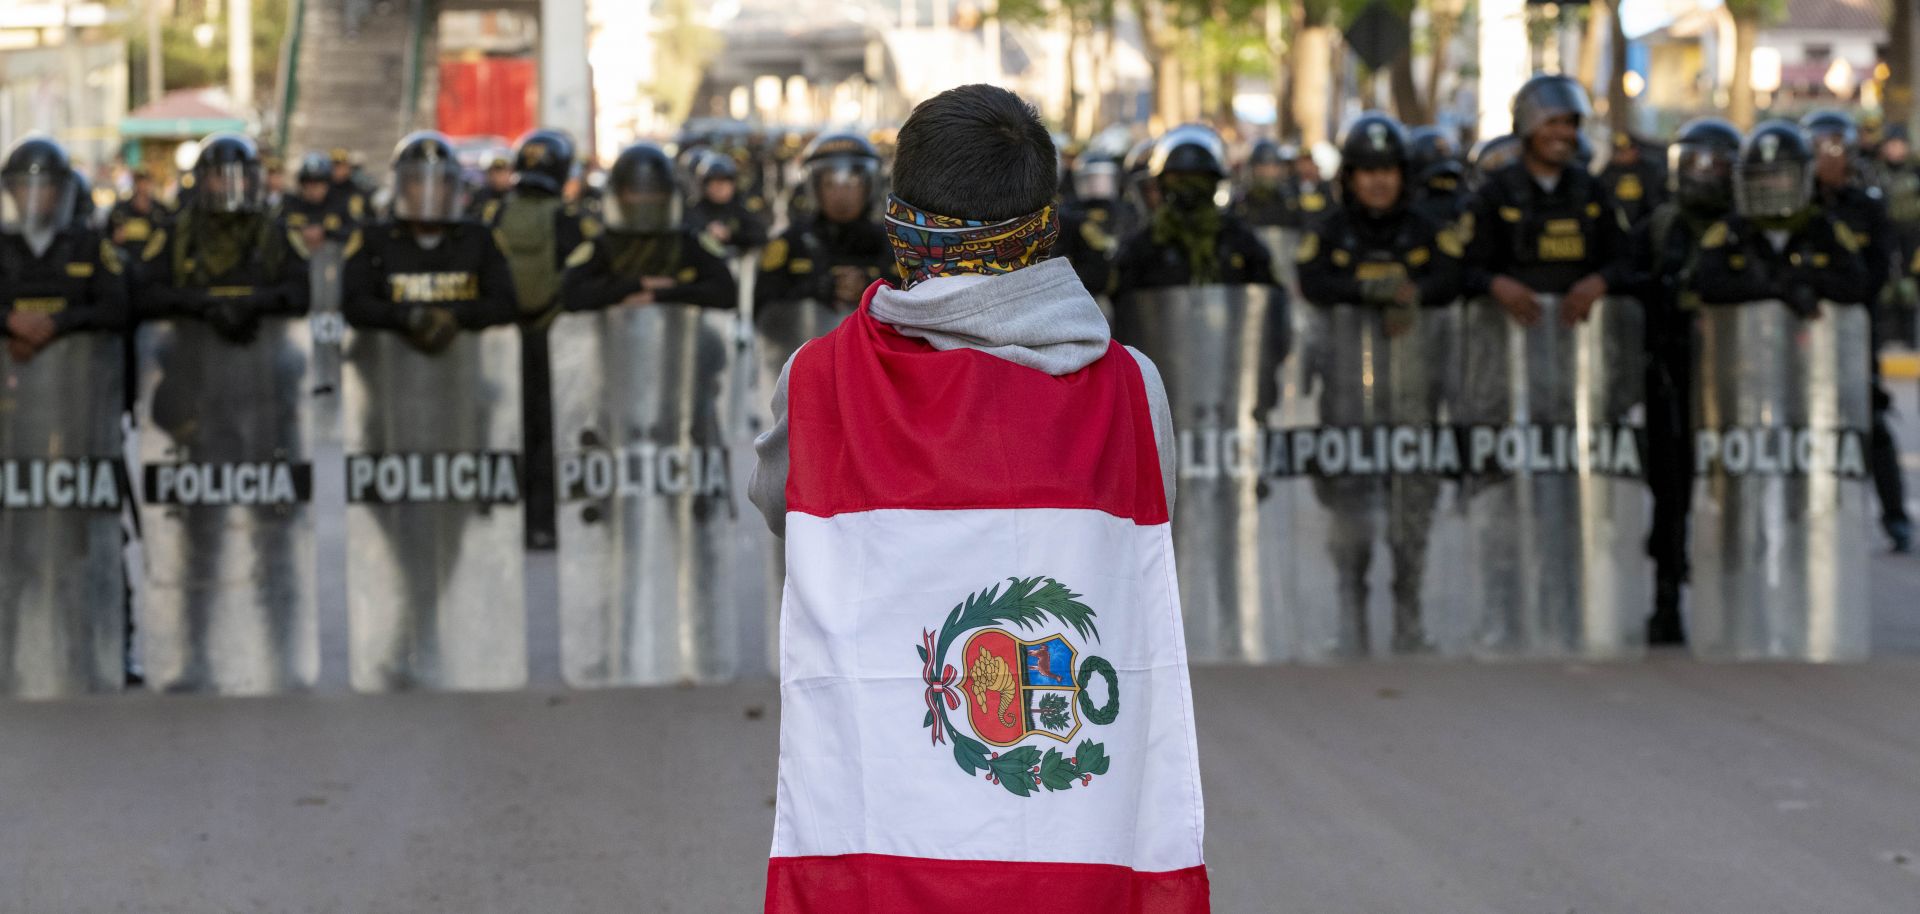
<box><xmin>749</xmin><ymin>257</ymin><xmax>1176</xmax><ymax>536</ymax></box>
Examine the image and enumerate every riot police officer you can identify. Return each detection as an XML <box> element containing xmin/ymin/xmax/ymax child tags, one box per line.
<box><xmin>1408</xmin><ymin>125</ymin><xmax>1469</xmax><ymax>223</ymax></box>
<box><xmin>484</xmin><ymin>128</ymin><xmax>596</xmax><ymax>550</ymax></box>
<box><xmin>1874</xmin><ymin>126</ymin><xmax>1920</xmax><ymax>321</ymax></box>
<box><xmin>1118</xmin><ymin>136</ymin><xmax>1159</xmax><ymax>240</ymax></box>
<box><xmin>1461</xmin><ymin>76</ymin><xmax>1633</xmax><ymax>327</ymax></box>
<box><xmin>1232</xmin><ymin>139</ymin><xmax>1292</xmax><ymax>227</ymax></box>
<box><xmin>466</xmin><ymin>151</ymin><xmax>514</xmax><ymax>220</ymax></box>
<box><xmin>755</xmin><ymin>132</ymin><xmax>897</xmax><ymax>314</ymax></box>
<box><xmin>136</xmin><ymin>133</ymin><xmax>310</xmax><ymax>341</ymax></box>
<box><xmin>1</xmin><ymin>137</ymin><xmax>130</xmax><ymax>362</ymax></box>
<box><xmin>565</xmin><ymin>143</ymin><xmax>736</xmax><ymax>312</ymax></box>
<box><xmin>342</xmin><ymin>131</ymin><xmax>518</xmax><ymax>353</ymax></box>
<box><xmin>683</xmin><ymin>149</ymin><xmax>768</xmax><ymax>258</ymax></box>
<box><xmin>1286</xmin><ymin>145</ymin><xmax>1332</xmax><ymax>227</ymax></box>
<box><xmin>1599</xmin><ymin>132</ymin><xmax>1668</xmax><ymax>229</ymax></box>
<box><xmin>1635</xmin><ymin>117</ymin><xmax>1743</xmax><ymax>644</ymax></box>
<box><xmin>107</xmin><ymin>166</ymin><xmax>168</xmax><ymax>250</ymax></box>
<box><xmin>1802</xmin><ymin>109</ymin><xmax>1911</xmax><ymax>551</ymax></box>
<box><xmin>1295</xmin><ymin>113</ymin><xmax>1465</xmax><ymax>653</ymax></box>
<box><xmin>1055</xmin><ymin>150</ymin><xmax>1126</xmax><ymax>296</ymax></box>
<box><xmin>1113</xmin><ymin>124</ymin><xmax>1277</xmax><ymax>291</ymax></box>
<box><xmin>281</xmin><ymin>151</ymin><xmax>360</xmax><ymax>249</ymax></box>
<box><xmin>1690</xmin><ymin>121</ymin><xmax>1874</xmax><ymax>311</ymax></box>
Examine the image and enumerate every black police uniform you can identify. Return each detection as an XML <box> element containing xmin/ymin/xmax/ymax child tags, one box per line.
<box><xmin>281</xmin><ymin>190</ymin><xmax>364</xmax><ymax>243</ymax></box>
<box><xmin>1296</xmin><ymin>206</ymin><xmax>1465</xmax><ymax>309</ymax></box>
<box><xmin>1599</xmin><ymin>156</ymin><xmax>1669</xmax><ymax>229</ymax></box>
<box><xmin>1689</xmin><ymin>213</ymin><xmax>1874</xmax><ymax>309</ymax></box>
<box><xmin>1112</xmin><ymin>214</ymin><xmax>1277</xmax><ymax>290</ymax></box>
<box><xmin>135</xmin><ymin>209</ymin><xmax>313</xmax><ymax>328</ymax></box>
<box><xmin>1054</xmin><ymin>201</ymin><xmax>1120</xmax><ymax>297</ymax></box>
<box><xmin>106</xmin><ymin>197</ymin><xmax>169</xmax><ymax>249</ymax></box>
<box><xmin>684</xmin><ymin>197</ymin><xmax>770</xmax><ymax>257</ymax></box>
<box><xmin>1461</xmin><ymin>162</ymin><xmax>1636</xmax><ymax>298</ymax></box>
<box><xmin>755</xmin><ymin>217</ymin><xmax>898</xmax><ymax>311</ymax></box>
<box><xmin>0</xmin><ymin>227</ymin><xmax>131</xmax><ymax>340</ymax></box>
<box><xmin>341</xmin><ymin>223</ymin><xmax>519</xmax><ymax>331</ymax></box>
<box><xmin>562</xmin><ymin>229</ymin><xmax>737</xmax><ymax>311</ymax></box>
<box><xmin>1286</xmin><ymin>179</ymin><xmax>1332</xmax><ymax>228</ymax></box>
<box><xmin>1412</xmin><ymin>164</ymin><xmax>1471</xmax><ymax>225</ymax></box>
<box><xmin>1231</xmin><ymin>185</ymin><xmax>1292</xmax><ymax>228</ymax></box>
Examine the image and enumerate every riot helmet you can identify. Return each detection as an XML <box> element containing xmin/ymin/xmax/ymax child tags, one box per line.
<box><xmin>1467</xmin><ymin>133</ymin><xmax>1522</xmax><ymax>188</ymax></box>
<box><xmin>390</xmin><ymin>131</ymin><xmax>467</xmax><ymax>224</ymax></box>
<box><xmin>191</xmin><ymin>132</ymin><xmax>265</xmax><ymax>213</ymax></box>
<box><xmin>1801</xmin><ymin>109</ymin><xmax>1858</xmax><ymax>189</ymax></box>
<box><xmin>1799</xmin><ymin>110</ymin><xmax>1859</xmax><ymax>152</ymax></box>
<box><xmin>1668</xmin><ymin>117</ymin><xmax>1742</xmax><ymax>214</ymax></box>
<box><xmin>511</xmin><ymin>129</ymin><xmax>575</xmax><ymax>195</ymax></box>
<box><xmin>296</xmin><ymin>151</ymin><xmax>331</xmax><ymax>184</ymax></box>
<box><xmin>1512</xmin><ymin>74</ymin><xmax>1589</xmax><ymax>167</ymax></box>
<box><xmin>69</xmin><ymin>169</ymin><xmax>95</xmax><ymax>227</ymax></box>
<box><xmin>604</xmin><ymin>143</ymin><xmax>681</xmax><ymax>234</ymax></box>
<box><xmin>1734</xmin><ymin>120</ymin><xmax>1815</xmax><ymax>220</ymax></box>
<box><xmin>1245</xmin><ymin>138</ymin><xmax>1286</xmax><ymax>190</ymax></box>
<box><xmin>1122</xmin><ymin>136</ymin><xmax>1158</xmax><ymax>210</ymax></box>
<box><xmin>1148</xmin><ymin>124</ymin><xmax>1229</xmax><ymax>210</ymax></box>
<box><xmin>1335</xmin><ymin>113</ymin><xmax>1411</xmax><ymax>212</ymax></box>
<box><xmin>801</xmin><ymin>131</ymin><xmax>881</xmax><ymax>224</ymax></box>
<box><xmin>1073</xmin><ymin>152</ymin><xmax>1121</xmax><ymax>204</ymax></box>
<box><xmin>1407</xmin><ymin>126</ymin><xmax>1459</xmax><ymax>176</ymax></box>
<box><xmin>0</xmin><ymin>136</ymin><xmax>76</xmax><ymax>236</ymax></box>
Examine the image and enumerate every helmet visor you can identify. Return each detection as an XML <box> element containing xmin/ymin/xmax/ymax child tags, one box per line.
<box><xmin>1671</xmin><ymin>143</ymin><xmax>1735</xmax><ymax>212</ymax></box>
<box><xmin>392</xmin><ymin>160</ymin><xmax>466</xmax><ymax>223</ymax></box>
<box><xmin>1736</xmin><ymin>160</ymin><xmax>1812</xmax><ymax>219</ymax></box>
<box><xmin>605</xmin><ymin>187</ymin><xmax>679</xmax><ymax>233</ymax></box>
<box><xmin>812</xmin><ymin>161</ymin><xmax>876</xmax><ymax>221</ymax></box>
<box><xmin>1073</xmin><ymin>163</ymin><xmax>1118</xmax><ymax>202</ymax></box>
<box><xmin>194</xmin><ymin>160</ymin><xmax>263</xmax><ymax>213</ymax></box>
<box><xmin>1</xmin><ymin>171</ymin><xmax>75</xmax><ymax>235</ymax></box>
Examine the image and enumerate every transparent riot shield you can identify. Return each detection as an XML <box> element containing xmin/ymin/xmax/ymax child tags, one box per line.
<box><xmin>342</xmin><ymin>326</ymin><xmax>525</xmax><ymax>691</ymax></box>
<box><xmin>1276</xmin><ymin>303</ymin><xmax>1469</xmax><ymax>660</ymax></box>
<box><xmin>1254</xmin><ymin>226</ymin><xmax>1302</xmax><ymax>304</ymax></box>
<box><xmin>1455</xmin><ymin>296</ymin><xmax>1650</xmax><ymax>660</ymax></box>
<box><xmin>1</xmin><ymin>334</ymin><xmax>127</xmax><ymax>697</ymax></box>
<box><xmin>1112</xmin><ymin>285</ymin><xmax>1290</xmax><ymax>663</ymax></box>
<box><xmin>307</xmin><ymin>242</ymin><xmax>347</xmax><ymax>446</ymax></box>
<box><xmin>1690</xmin><ymin>301</ymin><xmax>1873</xmax><ymax>661</ymax></box>
<box><xmin>748</xmin><ymin>298</ymin><xmax>846</xmax><ymax>673</ymax></box>
<box><xmin>135</xmin><ymin>318</ymin><xmax>318</xmax><ymax>694</ymax></box>
<box><xmin>551</xmin><ymin>306</ymin><xmax>749</xmax><ymax>686</ymax></box>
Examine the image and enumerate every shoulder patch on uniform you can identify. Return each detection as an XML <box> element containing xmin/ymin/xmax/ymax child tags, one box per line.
<box><xmin>349</xmin><ymin>195</ymin><xmax>365</xmax><ymax>218</ymax></box>
<box><xmin>287</xmin><ymin>229</ymin><xmax>313</xmax><ymax>260</ymax></box>
<box><xmin>142</xmin><ymin>229</ymin><xmax>168</xmax><ymax>262</ymax></box>
<box><xmin>1301</xmin><ymin>192</ymin><xmax>1326</xmax><ymax>213</ymax></box>
<box><xmin>99</xmin><ymin>240</ymin><xmax>124</xmax><ymax>274</ymax></box>
<box><xmin>760</xmin><ymin>237</ymin><xmax>788</xmax><ymax>271</ymax></box>
<box><xmin>1294</xmin><ymin>232</ymin><xmax>1319</xmax><ymax>264</ymax></box>
<box><xmin>1700</xmin><ymin>222</ymin><xmax>1729</xmax><ymax>249</ymax></box>
<box><xmin>1833</xmin><ymin>220</ymin><xmax>1862</xmax><ymax>253</ymax></box>
<box><xmin>1331</xmin><ymin>248</ymin><xmax>1351</xmax><ymax>268</ymax></box>
<box><xmin>565</xmin><ymin>241</ymin><xmax>595</xmax><ymax>269</ymax></box>
<box><xmin>1499</xmin><ymin>206</ymin><xmax>1523</xmax><ymax>223</ymax></box>
<box><xmin>342</xmin><ymin>229</ymin><xmax>364</xmax><ymax>260</ymax></box>
<box><xmin>1585</xmin><ymin>202</ymin><xmax>1602</xmax><ymax>218</ymax></box>
<box><xmin>1437</xmin><ymin>225</ymin><xmax>1465</xmax><ymax>258</ymax></box>
<box><xmin>1407</xmin><ymin>246</ymin><xmax>1430</xmax><ymax>267</ymax></box>
<box><xmin>677</xmin><ymin>266</ymin><xmax>698</xmax><ymax>283</ymax></box>
<box><xmin>747</xmin><ymin>197</ymin><xmax>766</xmax><ymax>212</ymax></box>
<box><xmin>581</xmin><ymin>214</ymin><xmax>604</xmax><ymax>239</ymax></box>
<box><xmin>698</xmin><ymin>233</ymin><xmax>728</xmax><ymax>258</ymax></box>
<box><xmin>482</xmin><ymin>200</ymin><xmax>501</xmax><ymax>224</ymax></box>
<box><xmin>66</xmin><ymin>261</ymin><xmax>95</xmax><ymax>278</ymax></box>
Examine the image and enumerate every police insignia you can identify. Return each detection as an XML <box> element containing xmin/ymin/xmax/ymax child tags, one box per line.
<box><xmin>1834</xmin><ymin>221</ymin><xmax>1862</xmax><ymax>253</ymax></box>
<box><xmin>1438</xmin><ymin>227</ymin><xmax>1465</xmax><ymax>258</ymax></box>
<box><xmin>142</xmin><ymin>230</ymin><xmax>168</xmax><ymax>262</ymax></box>
<box><xmin>698</xmin><ymin>233</ymin><xmax>727</xmax><ymax>259</ymax></box>
<box><xmin>677</xmin><ymin>267</ymin><xmax>697</xmax><ymax>283</ymax></box>
<box><xmin>565</xmin><ymin>242</ymin><xmax>595</xmax><ymax>269</ymax></box>
<box><xmin>1701</xmin><ymin>222</ymin><xmax>1729</xmax><ymax>250</ymax></box>
<box><xmin>66</xmin><ymin>261</ymin><xmax>94</xmax><ymax>278</ymax></box>
<box><xmin>1615</xmin><ymin>174</ymin><xmax>1643</xmax><ymax>201</ymax></box>
<box><xmin>760</xmin><ymin>237</ymin><xmax>788</xmax><ymax>271</ymax></box>
<box><xmin>919</xmin><ymin>577</ymin><xmax>1118</xmax><ymax>796</ymax></box>
<box><xmin>98</xmin><ymin>241</ymin><xmax>123</xmax><ymax>274</ymax></box>
<box><xmin>1294</xmin><ymin>233</ymin><xmax>1319</xmax><ymax>263</ymax></box>
<box><xmin>1499</xmin><ymin>206</ymin><xmax>1522</xmax><ymax>223</ymax></box>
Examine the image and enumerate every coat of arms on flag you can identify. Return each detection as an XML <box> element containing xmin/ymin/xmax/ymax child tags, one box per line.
<box><xmin>919</xmin><ymin>576</ymin><xmax>1121</xmax><ymax>797</ymax></box>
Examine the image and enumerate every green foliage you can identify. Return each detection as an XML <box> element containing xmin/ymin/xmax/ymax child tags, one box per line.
<box><xmin>112</xmin><ymin>0</ymin><xmax>291</xmax><ymax>106</ymax></box>
<box><xmin>650</xmin><ymin>0</ymin><xmax>723</xmax><ymax>125</ymax></box>
<box><xmin>935</xmin><ymin>577</ymin><xmax>1099</xmax><ymax>660</ymax></box>
<box><xmin>1037</xmin><ymin>693</ymin><xmax>1072</xmax><ymax>731</ymax></box>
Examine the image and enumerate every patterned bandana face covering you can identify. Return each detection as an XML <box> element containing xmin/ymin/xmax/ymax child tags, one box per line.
<box><xmin>884</xmin><ymin>194</ymin><xmax>1060</xmax><ymax>288</ymax></box>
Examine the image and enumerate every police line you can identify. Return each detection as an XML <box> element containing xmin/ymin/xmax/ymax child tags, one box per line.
<box><xmin>0</xmin><ymin>293</ymin><xmax>1878</xmax><ymax>698</ymax></box>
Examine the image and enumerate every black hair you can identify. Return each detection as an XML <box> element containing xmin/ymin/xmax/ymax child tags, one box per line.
<box><xmin>891</xmin><ymin>84</ymin><xmax>1057</xmax><ymax>221</ymax></box>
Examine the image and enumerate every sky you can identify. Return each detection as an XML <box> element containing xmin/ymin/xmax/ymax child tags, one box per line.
<box><xmin>1618</xmin><ymin>0</ymin><xmax>1711</xmax><ymax>39</ymax></box>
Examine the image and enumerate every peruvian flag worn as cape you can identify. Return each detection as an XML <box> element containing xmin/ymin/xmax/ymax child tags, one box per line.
<box><xmin>765</xmin><ymin>283</ymin><xmax>1210</xmax><ymax>913</ymax></box>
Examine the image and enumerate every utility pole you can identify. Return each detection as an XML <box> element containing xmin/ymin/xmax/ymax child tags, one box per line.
<box><xmin>229</xmin><ymin>0</ymin><xmax>254</xmax><ymax>113</ymax></box>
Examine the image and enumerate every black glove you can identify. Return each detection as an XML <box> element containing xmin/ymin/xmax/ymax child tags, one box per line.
<box><xmin>404</xmin><ymin>305</ymin><xmax>459</xmax><ymax>354</ymax></box>
<box><xmin>206</xmin><ymin>297</ymin><xmax>262</xmax><ymax>344</ymax></box>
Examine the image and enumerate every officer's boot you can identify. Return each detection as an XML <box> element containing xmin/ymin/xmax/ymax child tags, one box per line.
<box><xmin>1339</xmin><ymin>579</ymin><xmax>1371</xmax><ymax>658</ymax></box>
<box><xmin>1647</xmin><ymin>577</ymin><xmax>1687</xmax><ymax>647</ymax></box>
<box><xmin>1390</xmin><ymin>577</ymin><xmax>1435</xmax><ymax>656</ymax></box>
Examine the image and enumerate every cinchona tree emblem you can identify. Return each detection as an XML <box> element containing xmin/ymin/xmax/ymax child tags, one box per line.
<box><xmin>918</xmin><ymin>577</ymin><xmax>1120</xmax><ymax>797</ymax></box>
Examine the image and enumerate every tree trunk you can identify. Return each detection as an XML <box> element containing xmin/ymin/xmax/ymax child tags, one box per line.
<box><xmin>1576</xmin><ymin>5</ymin><xmax>1604</xmax><ymax>95</ymax></box>
<box><xmin>1275</xmin><ymin>0</ymin><xmax>1296</xmax><ymax>140</ymax></box>
<box><xmin>1424</xmin><ymin>5</ymin><xmax>1456</xmax><ymax>122</ymax></box>
<box><xmin>1729</xmin><ymin>12</ymin><xmax>1757</xmax><ymax>129</ymax></box>
<box><xmin>1132</xmin><ymin>0</ymin><xmax>1165</xmax><ymax>127</ymax></box>
<box><xmin>1606</xmin><ymin>0</ymin><xmax>1631</xmax><ymax>134</ymax></box>
<box><xmin>1293</xmin><ymin>23</ymin><xmax>1335</xmax><ymax>147</ymax></box>
<box><xmin>1063</xmin><ymin>12</ymin><xmax>1081</xmax><ymax>135</ymax></box>
<box><xmin>1390</xmin><ymin>45</ymin><xmax>1427</xmax><ymax>124</ymax></box>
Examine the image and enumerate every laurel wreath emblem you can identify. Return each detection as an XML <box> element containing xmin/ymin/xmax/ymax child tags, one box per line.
<box><xmin>918</xmin><ymin>576</ymin><xmax>1119</xmax><ymax>797</ymax></box>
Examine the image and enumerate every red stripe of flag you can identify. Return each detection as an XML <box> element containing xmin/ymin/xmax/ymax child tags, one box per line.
<box><xmin>766</xmin><ymin>854</ymin><xmax>1211</xmax><ymax>914</ymax></box>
